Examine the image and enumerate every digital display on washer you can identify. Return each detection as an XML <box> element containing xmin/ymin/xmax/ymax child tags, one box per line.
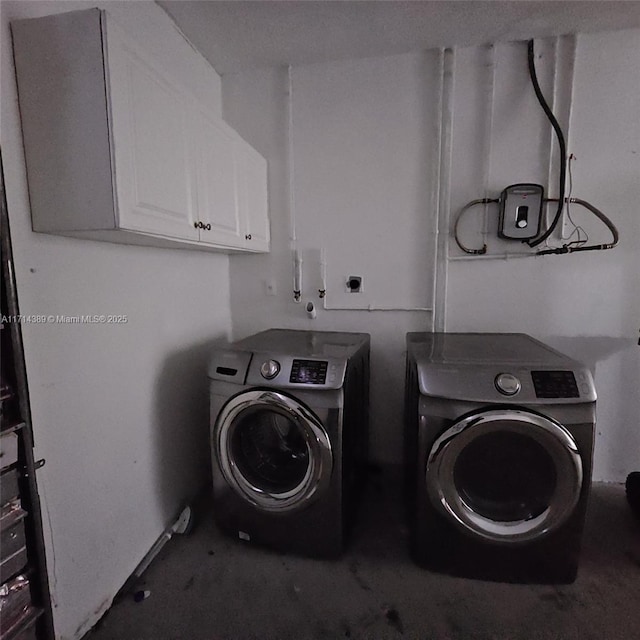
<box><xmin>531</xmin><ymin>371</ymin><xmax>579</xmax><ymax>398</ymax></box>
<box><xmin>290</xmin><ymin>359</ymin><xmax>328</xmax><ymax>384</ymax></box>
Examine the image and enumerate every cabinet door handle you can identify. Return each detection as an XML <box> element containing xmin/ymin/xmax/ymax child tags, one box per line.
<box><xmin>205</xmin><ymin>223</ymin><xmax>211</xmax><ymax>231</ymax></box>
<box><xmin>194</xmin><ymin>221</ymin><xmax>200</xmax><ymax>229</ymax></box>
<box><xmin>245</xmin><ymin>234</ymin><xmax>252</xmax><ymax>240</ymax></box>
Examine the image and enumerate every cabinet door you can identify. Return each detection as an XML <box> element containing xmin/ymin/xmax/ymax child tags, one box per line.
<box><xmin>236</xmin><ymin>139</ymin><xmax>270</xmax><ymax>252</ymax></box>
<box><xmin>104</xmin><ymin>18</ymin><xmax>198</xmax><ymax>241</ymax></box>
<box><xmin>194</xmin><ymin>107</ymin><xmax>244</xmax><ymax>248</ymax></box>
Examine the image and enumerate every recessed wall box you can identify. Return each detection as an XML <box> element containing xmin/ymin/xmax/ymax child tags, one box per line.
<box><xmin>346</xmin><ymin>276</ymin><xmax>362</xmax><ymax>293</ymax></box>
<box><xmin>498</xmin><ymin>184</ymin><xmax>544</xmax><ymax>240</ymax></box>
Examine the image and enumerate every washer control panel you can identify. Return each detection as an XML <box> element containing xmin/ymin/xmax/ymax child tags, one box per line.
<box><xmin>494</xmin><ymin>373</ymin><xmax>521</xmax><ymax>396</ymax></box>
<box><xmin>245</xmin><ymin>354</ymin><xmax>346</xmax><ymax>389</ymax></box>
<box><xmin>290</xmin><ymin>359</ymin><xmax>328</xmax><ymax>385</ymax></box>
<box><xmin>531</xmin><ymin>370</ymin><xmax>579</xmax><ymax>398</ymax></box>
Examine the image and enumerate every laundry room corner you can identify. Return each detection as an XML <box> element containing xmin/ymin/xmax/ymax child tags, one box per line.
<box><xmin>222</xmin><ymin>54</ymin><xmax>444</xmax><ymax>465</ymax></box>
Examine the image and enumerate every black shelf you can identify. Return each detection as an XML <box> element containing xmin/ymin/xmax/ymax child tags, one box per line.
<box><xmin>1</xmin><ymin>154</ymin><xmax>54</xmax><ymax>640</ymax></box>
<box><xmin>1</xmin><ymin>605</ymin><xmax>43</xmax><ymax>640</ymax></box>
<box><xmin>0</xmin><ymin>421</ymin><xmax>26</xmax><ymax>437</ymax></box>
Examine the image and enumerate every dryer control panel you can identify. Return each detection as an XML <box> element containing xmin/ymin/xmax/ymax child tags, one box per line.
<box><xmin>531</xmin><ymin>371</ymin><xmax>579</xmax><ymax>398</ymax></box>
<box><xmin>410</xmin><ymin>332</ymin><xmax>597</xmax><ymax>404</ymax></box>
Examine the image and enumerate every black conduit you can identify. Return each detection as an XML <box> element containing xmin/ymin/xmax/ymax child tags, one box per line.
<box><xmin>526</xmin><ymin>39</ymin><xmax>567</xmax><ymax>248</ymax></box>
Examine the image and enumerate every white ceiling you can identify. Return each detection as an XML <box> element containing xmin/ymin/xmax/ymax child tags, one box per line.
<box><xmin>158</xmin><ymin>1</ymin><xmax>640</xmax><ymax>74</ymax></box>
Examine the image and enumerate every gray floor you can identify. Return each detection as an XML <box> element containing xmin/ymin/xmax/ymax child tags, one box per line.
<box><xmin>87</xmin><ymin>468</ymin><xmax>640</xmax><ymax>640</ymax></box>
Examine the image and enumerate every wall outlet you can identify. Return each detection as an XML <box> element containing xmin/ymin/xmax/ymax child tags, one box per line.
<box><xmin>346</xmin><ymin>276</ymin><xmax>362</xmax><ymax>293</ymax></box>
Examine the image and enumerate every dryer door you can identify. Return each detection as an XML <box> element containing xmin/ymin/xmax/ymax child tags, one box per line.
<box><xmin>215</xmin><ymin>389</ymin><xmax>333</xmax><ymax>512</ymax></box>
<box><xmin>426</xmin><ymin>408</ymin><xmax>583</xmax><ymax>543</ymax></box>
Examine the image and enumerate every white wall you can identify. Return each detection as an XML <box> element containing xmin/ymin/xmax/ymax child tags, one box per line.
<box><xmin>223</xmin><ymin>56</ymin><xmax>441</xmax><ymax>463</ymax></box>
<box><xmin>223</xmin><ymin>30</ymin><xmax>639</xmax><ymax>479</ymax></box>
<box><xmin>446</xmin><ymin>30</ymin><xmax>640</xmax><ymax>481</ymax></box>
<box><xmin>1</xmin><ymin>2</ymin><xmax>230</xmax><ymax>638</ymax></box>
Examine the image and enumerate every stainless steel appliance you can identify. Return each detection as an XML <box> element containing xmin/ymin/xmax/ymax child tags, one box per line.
<box><xmin>209</xmin><ymin>329</ymin><xmax>369</xmax><ymax>558</ymax></box>
<box><xmin>405</xmin><ymin>332</ymin><xmax>596</xmax><ymax>583</ymax></box>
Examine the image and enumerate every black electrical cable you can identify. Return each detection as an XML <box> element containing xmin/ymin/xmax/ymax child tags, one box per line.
<box><xmin>526</xmin><ymin>39</ymin><xmax>567</xmax><ymax>248</ymax></box>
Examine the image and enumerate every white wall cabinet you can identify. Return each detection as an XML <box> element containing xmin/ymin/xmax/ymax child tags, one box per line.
<box><xmin>11</xmin><ymin>8</ymin><xmax>269</xmax><ymax>253</ymax></box>
<box><xmin>194</xmin><ymin>105</ymin><xmax>245</xmax><ymax>248</ymax></box>
<box><xmin>236</xmin><ymin>138</ymin><xmax>271</xmax><ymax>252</ymax></box>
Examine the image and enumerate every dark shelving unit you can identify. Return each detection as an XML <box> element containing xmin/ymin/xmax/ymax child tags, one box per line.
<box><xmin>1</xmin><ymin>155</ymin><xmax>54</xmax><ymax>640</ymax></box>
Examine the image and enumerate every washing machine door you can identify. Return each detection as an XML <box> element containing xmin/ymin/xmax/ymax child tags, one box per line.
<box><xmin>215</xmin><ymin>389</ymin><xmax>333</xmax><ymax>512</ymax></box>
<box><xmin>426</xmin><ymin>408</ymin><xmax>583</xmax><ymax>543</ymax></box>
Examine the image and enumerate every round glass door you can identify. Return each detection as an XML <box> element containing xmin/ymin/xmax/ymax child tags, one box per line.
<box><xmin>215</xmin><ymin>389</ymin><xmax>332</xmax><ymax>512</ymax></box>
<box><xmin>426</xmin><ymin>408</ymin><xmax>583</xmax><ymax>543</ymax></box>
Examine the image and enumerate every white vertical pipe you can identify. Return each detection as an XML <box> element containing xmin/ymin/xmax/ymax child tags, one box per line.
<box><xmin>293</xmin><ymin>249</ymin><xmax>302</xmax><ymax>303</ymax></box>
<box><xmin>432</xmin><ymin>48</ymin><xmax>455</xmax><ymax>333</ymax></box>
<box><xmin>481</xmin><ymin>44</ymin><xmax>497</xmax><ymax>245</ymax></box>
<box><xmin>319</xmin><ymin>247</ymin><xmax>327</xmax><ymax>306</ymax></box>
<box><xmin>560</xmin><ymin>34</ymin><xmax>577</xmax><ymax>240</ymax></box>
<box><xmin>427</xmin><ymin>49</ymin><xmax>444</xmax><ymax>332</ymax></box>
<box><xmin>540</xmin><ymin>36</ymin><xmax>575</xmax><ymax>242</ymax></box>
<box><xmin>542</xmin><ymin>37</ymin><xmax>559</xmax><ymax>244</ymax></box>
<box><xmin>287</xmin><ymin>65</ymin><xmax>302</xmax><ymax>301</ymax></box>
<box><xmin>287</xmin><ymin>64</ymin><xmax>296</xmax><ymax>247</ymax></box>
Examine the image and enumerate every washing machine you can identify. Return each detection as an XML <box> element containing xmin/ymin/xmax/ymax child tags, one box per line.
<box><xmin>209</xmin><ymin>329</ymin><xmax>370</xmax><ymax>558</ymax></box>
<box><xmin>405</xmin><ymin>332</ymin><xmax>596</xmax><ymax>583</ymax></box>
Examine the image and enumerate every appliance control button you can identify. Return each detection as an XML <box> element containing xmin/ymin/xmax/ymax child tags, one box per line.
<box><xmin>495</xmin><ymin>373</ymin><xmax>521</xmax><ymax>396</ymax></box>
<box><xmin>260</xmin><ymin>359</ymin><xmax>281</xmax><ymax>380</ymax></box>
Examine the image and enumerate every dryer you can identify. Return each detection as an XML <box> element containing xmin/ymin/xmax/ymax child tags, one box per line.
<box><xmin>405</xmin><ymin>332</ymin><xmax>596</xmax><ymax>583</ymax></box>
<box><xmin>209</xmin><ymin>329</ymin><xmax>369</xmax><ymax>558</ymax></box>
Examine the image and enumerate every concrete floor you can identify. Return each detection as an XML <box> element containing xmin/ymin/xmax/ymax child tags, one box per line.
<box><xmin>88</xmin><ymin>468</ymin><xmax>640</xmax><ymax>640</ymax></box>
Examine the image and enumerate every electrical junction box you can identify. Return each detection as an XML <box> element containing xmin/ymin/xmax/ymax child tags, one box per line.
<box><xmin>498</xmin><ymin>184</ymin><xmax>544</xmax><ymax>240</ymax></box>
<box><xmin>346</xmin><ymin>276</ymin><xmax>362</xmax><ymax>293</ymax></box>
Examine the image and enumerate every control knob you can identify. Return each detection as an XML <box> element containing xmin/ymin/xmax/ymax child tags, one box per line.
<box><xmin>495</xmin><ymin>373</ymin><xmax>521</xmax><ymax>396</ymax></box>
<box><xmin>260</xmin><ymin>359</ymin><xmax>281</xmax><ymax>380</ymax></box>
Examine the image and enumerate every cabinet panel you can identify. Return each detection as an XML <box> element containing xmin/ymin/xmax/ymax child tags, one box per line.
<box><xmin>105</xmin><ymin>17</ymin><xmax>198</xmax><ymax>241</ymax></box>
<box><xmin>195</xmin><ymin>108</ymin><xmax>243</xmax><ymax>247</ymax></box>
<box><xmin>11</xmin><ymin>8</ymin><xmax>115</xmax><ymax>232</ymax></box>
<box><xmin>236</xmin><ymin>140</ymin><xmax>270</xmax><ymax>252</ymax></box>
